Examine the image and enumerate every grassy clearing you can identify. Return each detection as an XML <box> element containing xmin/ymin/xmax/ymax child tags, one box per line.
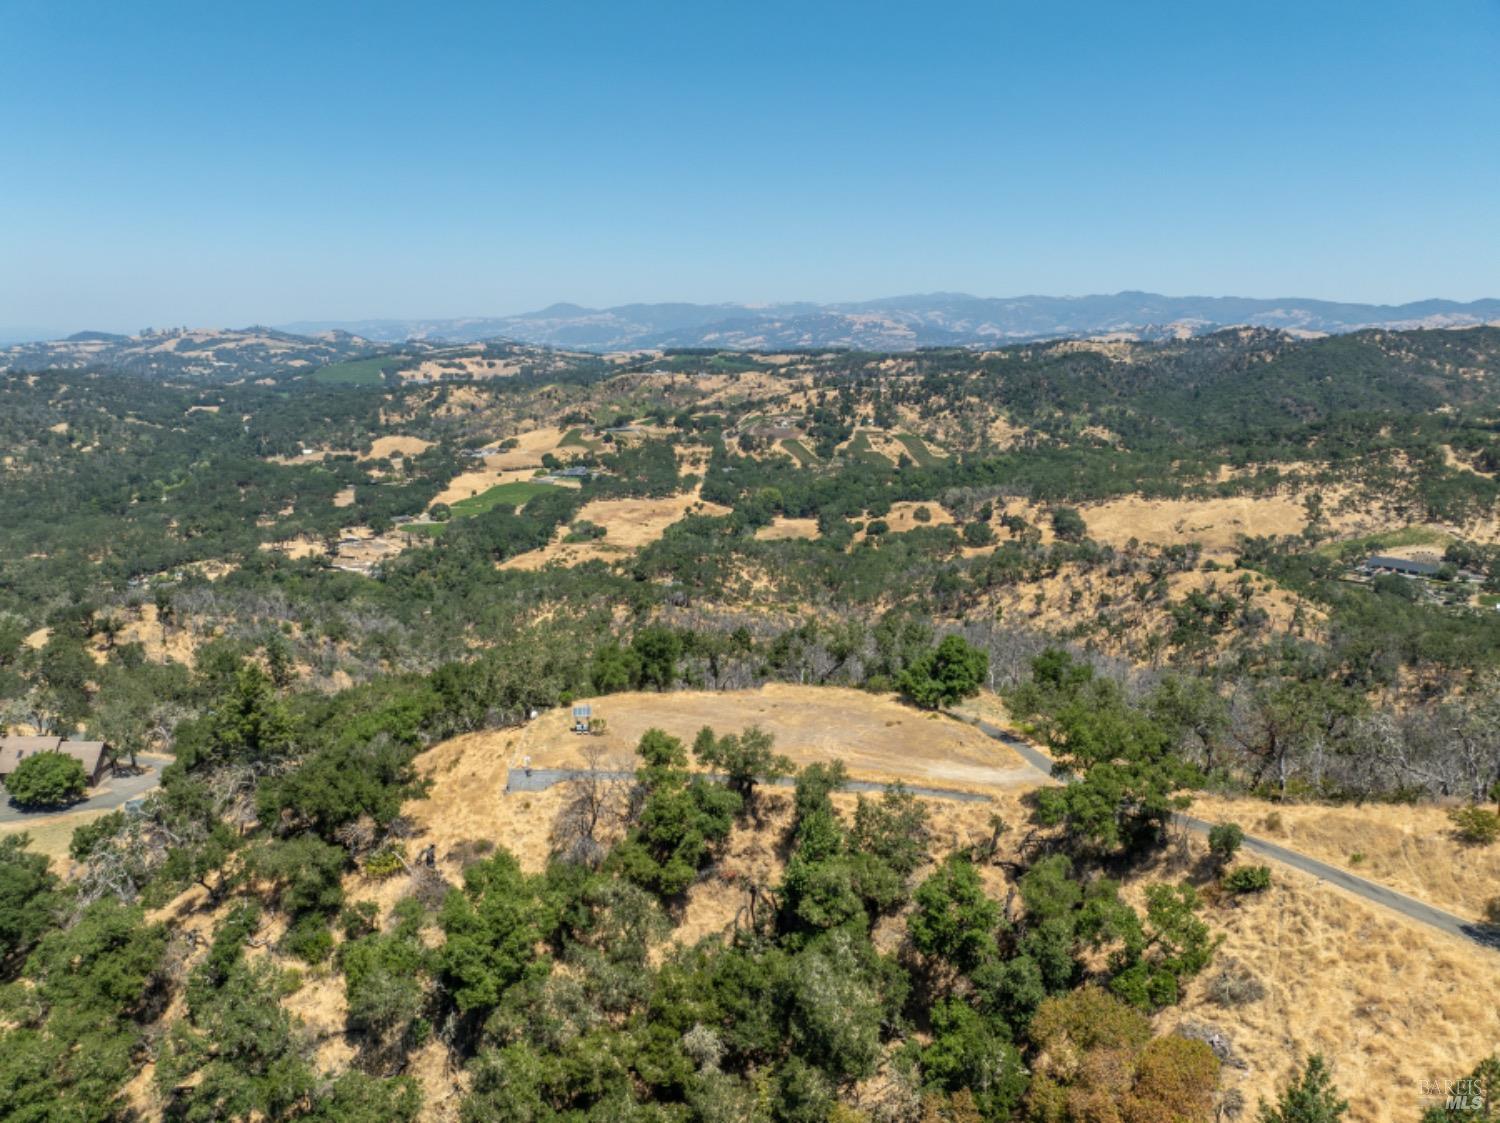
<box><xmin>558</xmin><ymin>427</ymin><xmax>599</xmax><ymax>450</ymax></box>
<box><xmin>447</xmin><ymin>480</ymin><xmax>559</xmax><ymax>517</ymax></box>
<box><xmin>310</xmin><ymin>355</ymin><xmax>401</xmax><ymax>386</ymax></box>
<box><xmin>0</xmin><ymin>809</ymin><xmax>109</xmax><ymax>865</ymax></box>
<box><xmin>1314</xmin><ymin>525</ymin><xmax>1453</xmax><ymax>559</ymax></box>
<box><xmin>404</xmin><ymin>522</ymin><xmax>447</xmax><ymax>538</ymax></box>
<box><xmin>558</xmin><ymin>427</ymin><xmax>605</xmax><ymax>453</ymax></box>
<box><xmin>780</xmin><ymin>438</ymin><xmax>816</xmax><ymax>466</ymax></box>
<box><xmin>844</xmin><ymin>431</ymin><xmax>888</xmax><ymax>464</ymax></box>
<box><xmin>894</xmin><ymin>432</ymin><xmax>944</xmax><ymax>467</ymax></box>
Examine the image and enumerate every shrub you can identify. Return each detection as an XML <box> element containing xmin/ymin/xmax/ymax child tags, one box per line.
<box><xmin>1205</xmin><ymin>962</ymin><xmax>1266</xmax><ymax>1007</ymax></box>
<box><xmin>1222</xmin><ymin>865</ymin><xmax>1272</xmax><ymax>894</ymax></box>
<box><xmin>962</xmin><ymin>521</ymin><xmax>996</xmax><ymax>547</ymax></box>
<box><xmin>563</xmin><ymin>520</ymin><xmax>607</xmax><ymax>543</ymax></box>
<box><xmin>1051</xmin><ymin>506</ymin><xmax>1088</xmax><ymax>542</ymax></box>
<box><xmin>1207</xmin><ymin>822</ymin><xmax>1244</xmax><ymax>868</ymax></box>
<box><xmin>1257</xmin><ymin>1054</ymin><xmax>1348</xmax><ymax>1123</ymax></box>
<box><xmin>898</xmin><ymin>635</ymin><xmax>989</xmax><ymax>710</ymax></box>
<box><xmin>5</xmin><ymin>751</ymin><xmax>88</xmax><ymax>808</ymax></box>
<box><xmin>363</xmin><ymin>844</ymin><xmax>407</xmax><ymax>879</ymax></box>
<box><xmin>284</xmin><ymin>915</ymin><xmax>335</xmax><ymax>963</ymax></box>
<box><xmin>1449</xmin><ymin>806</ymin><xmax>1500</xmax><ymax>846</ymax></box>
<box><xmin>1484</xmin><ymin>897</ymin><xmax>1500</xmax><ymax>927</ymax></box>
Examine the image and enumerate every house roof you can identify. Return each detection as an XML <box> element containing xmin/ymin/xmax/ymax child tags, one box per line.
<box><xmin>2</xmin><ymin>736</ymin><xmax>61</xmax><ymax>753</ymax></box>
<box><xmin>0</xmin><ymin>736</ymin><xmax>107</xmax><ymax>778</ymax></box>
<box><xmin>1366</xmin><ymin>554</ymin><xmax>1440</xmax><ymax>575</ymax></box>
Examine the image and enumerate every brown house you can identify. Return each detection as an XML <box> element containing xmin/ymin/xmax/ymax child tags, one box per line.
<box><xmin>0</xmin><ymin>736</ymin><xmax>110</xmax><ymax>786</ymax></box>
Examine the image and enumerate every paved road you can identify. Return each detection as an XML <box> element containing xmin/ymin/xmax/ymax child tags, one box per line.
<box><xmin>505</xmin><ymin>767</ymin><xmax>993</xmax><ymax>804</ymax></box>
<box><xmin>968</xmin><ymin>717</ymin><xmax>1500</xmax><ymax>951</ymax></box>
<box><xmin>0</xmin><ymin>760</ymin><xmax>163</xmax><ymax>823</ymax></box>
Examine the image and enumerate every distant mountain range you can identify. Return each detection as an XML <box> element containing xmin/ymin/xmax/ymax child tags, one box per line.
<box><xmin>281</xmin><ymin>292</ymin><xmax>1500</xmax><ymax>351</ymax></box>
<box><xmin>0</xmin><ymin>326</ymin><xmax>379</xmax><ymax>379</ymax></box>
<box><xmin>7</xmin><ymin>294</ymin><xmax>1499</xmax><ymax>376</ymax></box>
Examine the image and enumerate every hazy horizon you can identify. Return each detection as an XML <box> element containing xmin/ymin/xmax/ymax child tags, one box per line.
<box><xmin>6</xmin><ymin>287</ymin><xmax>1500</xmax><ymax>345</ymax></box>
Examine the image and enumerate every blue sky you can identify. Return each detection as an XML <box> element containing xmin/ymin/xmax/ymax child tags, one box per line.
<box><xmin>1</xmin><ymin>0</ymin><xmax>1497</xmax><ymax>335</ymax></box>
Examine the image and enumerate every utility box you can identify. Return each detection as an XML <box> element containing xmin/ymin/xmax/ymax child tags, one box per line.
<box><xmin>571</xmin><ymin>703</ymin><xmax>592</xmax><ymax>734</ymax></box>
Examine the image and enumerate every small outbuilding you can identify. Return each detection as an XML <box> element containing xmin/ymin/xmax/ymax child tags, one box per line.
<box><xmin>571</xmin><ymin>704</ymin><xmax>592</xmax><ymax>734</ymax></box>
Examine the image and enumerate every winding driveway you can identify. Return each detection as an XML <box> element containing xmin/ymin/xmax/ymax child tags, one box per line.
<box><xmin>968</xmin><ymin>718</ymin><xmax>1500</xmax><ymax>951</ymax></box>
<box><xmin>501</xmin><ymin>716</ymin><xmax>1498</xmax><ymax>950</ymax></box>
<box><xmin>0</xmin><ymin>759</ymin><xmax>164</xmax><ymax>824</ymax></box>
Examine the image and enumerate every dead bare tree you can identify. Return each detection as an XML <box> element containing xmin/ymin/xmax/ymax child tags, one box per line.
<box><xmin>551</xmin><ymin>744</ymin><xmax>631</xmax><ymax>867</ymax></box>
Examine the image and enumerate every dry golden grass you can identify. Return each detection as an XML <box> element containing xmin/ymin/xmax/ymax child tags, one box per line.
<box><xmin>480</xmin><ymin>425</ymin><xmax>573</xmax><ymax>469</ymax></box>
<box><xmin>500</xmin><ymin>491</ymin><xmax>731</xmax><ymax>571</ymax></box>
<box><xmin>332</xmin><ymin>486</ymin><xmax>356</xmax><ymax>508</ymax></box>
<box><xmin>879</xmin><ymin>500</ymin><xmax>954</xmax><ymax>533</ymax></box>
<box><xmin>104</xmin><ymin>603</ymin><xmax>198</xmax><ymax>665</ymax></box>
<box><xmin>105</xmin><ymin>681</ymin><xmax>1500</xmax><ymax>1123</ymax></box>
<box><xmin>363</xmin><ymin>435</ymin><xmax>432</xmax><ymax>459</ymax></box>
<box><xmin>1082</xmin><ymin>495</ymin><xmax>1309</xmax><ymax>553</ymax></box>
<box><xmin>696</xmin><ymin>371</ymin><xmax>802</xmax><ymax>406</ymax></box>
<box><xmin>429</xmin><ymin>465</ymin><xmax>557</xmax><ymax>508</ymax></box>
<box><xmin>985</xmin><ymin>414</ymin><xmax>1031</xmax><ymax>448</ymax></box>
<box><xmin>400</xmin><ymin>354</ymin><xmax>522</xmax><ymax>381</ymax></box>
<box><xmin>979</xmin><ymin>561</ymin><xmax>1322</xmax><ymax>658</ymax></box>
<box><xmin>1193</xmin><ymin>794</ymin><xmax>1500</xmax><ymax>921</ymax></box>
<box><xmin>754</xmin><ymin>517</ymin><xmax>821</xmax><ymax>541</ymax></box>
<box><xmin>260</xmin><ymin>537</ymin><xmax>326</xmax><ymax>560</ymax></box>
<box><xmin>266</xmin><ymin>448</ymin><xmax>354</xmax><ymax>465</ymax></box>
<box><xmin>409</xmin><ymin>727</ymin><xmax>568</xmax><ymax>873</ymax></box>
<box><xmin>183</xmin><ymin>558</ymin><xmax>237</xmax><ymax>581</ymax></box>
<box><xmin>1157</xmin><ymin>837</ymin><xmax>1500</xmax><ymax>1123</ymax></box>
<box><xmin>506</xmin><ymin>683</ymin><xmax>1032</xmax><ymax>790</ymax></box>
<box><xmin>1443</xmin><ymin>444</ymin><xmax>1496</xmax><ymax>479</ymax></box>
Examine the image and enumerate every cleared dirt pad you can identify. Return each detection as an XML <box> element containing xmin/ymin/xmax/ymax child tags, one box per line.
<box><xmin>508</xmin><ymin>684</ymin><xmax>1031</xmax><ymax>789</ymax></box>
